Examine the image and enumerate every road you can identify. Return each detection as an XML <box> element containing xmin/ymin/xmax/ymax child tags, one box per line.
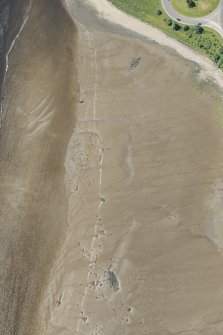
<box><xmin>161</xmin><ymin>0</ymin><xmax>223</xmax><ymax>36</ymax></box>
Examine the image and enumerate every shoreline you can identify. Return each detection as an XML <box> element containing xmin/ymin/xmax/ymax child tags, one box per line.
<box><xmin>77</xmin><ymin>0</ymin><xmax>223</xmax><ymax>90</ymax></box>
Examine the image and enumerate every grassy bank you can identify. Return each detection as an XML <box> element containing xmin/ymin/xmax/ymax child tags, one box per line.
<box><xmin>108</xmin><ymin>0</ymin><xmax>223</xmax><ymax>69</ymax></box>
<box><xmin>171</xmin><ymin>0</ymin><xmax>219</xmax><ymax>18</ymax></box>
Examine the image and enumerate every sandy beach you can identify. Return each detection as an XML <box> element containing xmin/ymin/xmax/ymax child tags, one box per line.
<box><xmin>2</xmin><ymin>0</ymin><xmax>223</xmax><ymax>334</ymax></box>
<box><xmin>43</xmin><ymin>1</ymin><xmax>223</xmax><ymax>334</ymax></box>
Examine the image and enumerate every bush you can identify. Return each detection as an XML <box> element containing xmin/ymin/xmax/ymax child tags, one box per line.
<box><xmin>183</xmin><ymin>25</ymin><xmax>189</xmax><ymax>31</ymax></box>
<box><xmin>194</xmin><ymin>25</ymin><xmax>204</xmax><ymax>34</ymax></box>
<box><xmin>166</xmin><ymin>18</ymin><xmax>172</xmax><ymax>26</ymax></box>
<box><xmin>218</xmin><ymin>47</ymin><xmax>223</xmax><ymax>54</ymax></box>
<box><xmin>187</xmin><ymin>0</ymin><xmax>196</xmax><ymax>8</ymax></box>
<box><xmin>217</xmin><ymin>56</ymin><xmax>223</xmax><ymax>67</ymax></box>
<box><xmin>172</xmin><ymin>23</ymin><xmax>181</xmax><ymax>31</ymax></box>
<box><xmin>213</xmin><ymin>54</ymin><xmax>220</xmax><ymax>62</ymax></box>
<box><xmin>157</xmin><ymin>9</ymin><xmax>162</xmax><ymax>16</ymax></box>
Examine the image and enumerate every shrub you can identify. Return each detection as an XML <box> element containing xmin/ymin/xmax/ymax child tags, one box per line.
<box><xmin>187</xmin><ymin>0</ymin><xmax>196</xmax><ymax>8</ymax></box>
<box><xmin>183</xmin><ymin>25</ymin><xmax>190</xmax><ymax>31</ymax></box>
<box><xmin>157</xmin><ymin>9</ymin><xmax>162</xmax><ymax>16</ymax></box>
<box><xmin>218</xmin><ymin>47</ymin><xmax>223</xmax><ymax>54</ymax></box>
<box><xmin>166</xmin><ymin>18</ymin><xmax>172</xmax><ymax>26</ymax></box>
<box><xmin>217</xmin><ymin>56</ymin><xmax>223</xmax><ymax>67</ymax></box>
<box><xmin>172</xmin><ymin>23</ymin><xmax>181</xmax><ymax>31</ymax></box>
<box><xmin>194</xmin><ymin>25</ymin><xmax>204</xmax><ymax>34</ymax></box>
<box><xmin>213</xmin><ymin>54</ymin><xmax>220</xmax><ymax>62</ymax></box>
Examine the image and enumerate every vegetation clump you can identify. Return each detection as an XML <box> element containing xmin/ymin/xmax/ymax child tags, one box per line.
<box><xmin>218</xmin><ymin>47</ymin><xmax>223</xmax><ymax>55</ymax></box>
<box><xmin>194</xmin><ymin>25</ymin><xmax>204</xmax><ymax>34</ymax></box>
<box><xmin>217</xmin><ymin>55</ymin><xmax>223</xmax><ymax>68</ymax></box>
<box><xmin>186</xmin><ymin>0</ymin><xmax>196</xmax><ymax>8</ymax></box>
<box><xmin>173</xmin><ymin>22</ymin><xmax>181</xmax><ymax>31</ymax></box>
<box><xmin>165</xmin><ymin>18</ymin><xmax>172</xmax><ymax>26</ymax></box>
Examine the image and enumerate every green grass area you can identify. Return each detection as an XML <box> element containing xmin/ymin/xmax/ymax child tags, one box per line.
<box><xmin>171</xmin><ymin>0</ymin><xmax>220</xmax><ymax>18</ymax></box>
<box><xmin>108</xmin><ymin>0</ymin><xmax>223</xmax><ymax>69</ymax></box>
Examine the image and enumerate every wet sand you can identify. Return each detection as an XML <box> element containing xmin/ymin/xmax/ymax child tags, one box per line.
<box><xmin>42</xmin><ymin>22</ymin><xmax>223</xmax><ymax>334</ymax></box>
<box><xmin>2</xmin><ymin>0</ymin><xmax>223</xmax><ymax>334</ymax></box>
<box><xmin>0</xmin><ymin>0</ymin><xmax>78</xmax><ymax>334</ymax></box>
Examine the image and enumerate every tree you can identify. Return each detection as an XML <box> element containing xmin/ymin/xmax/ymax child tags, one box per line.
<box><xmin>166</xmin><ymin>18</ymin><xmax>172</xmax><ymax>26</ymax></box>
<box><xmin>194</xmin><ymin>25</ymin><xmax>204</xmax><ymax>34</ymax></box>
<box><xmin>172</xmin><ymin>23</ymin><xmax>181</xmax><ymax>31</ymax></box>
<box><xmin>187</xmin><ymin>0</ymin><xmax>196</xmax><ymax>8</ymax></box>
<box><xmin>157</xmin><ymin>9</ymin><xmax>162</xmax><ymax>16</ymax></box>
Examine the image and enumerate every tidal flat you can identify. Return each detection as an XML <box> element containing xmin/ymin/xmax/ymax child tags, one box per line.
<box><xmin>1</xmin><ymin>1</ymin><xmax>223</xmax><ymax>334</ymax></box>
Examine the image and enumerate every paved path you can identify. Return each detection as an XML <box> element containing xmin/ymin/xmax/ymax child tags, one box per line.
<box><xmin>161</xmin><ymin>0</ymin><xmax>223</xmax><ymax>36</ymax></box>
